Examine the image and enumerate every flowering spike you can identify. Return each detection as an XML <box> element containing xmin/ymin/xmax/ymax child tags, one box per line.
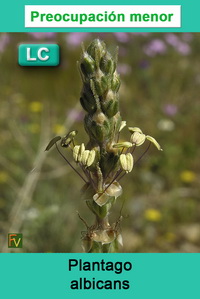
<box><xmin>46</xmin><ymin>39</ymin><xmax>163</xmax><ymax>253</ymax></box>
<box><xmin>80</xmin><ymin>39</ymin><xmax>121</xmax><ymax>148</ymax></box>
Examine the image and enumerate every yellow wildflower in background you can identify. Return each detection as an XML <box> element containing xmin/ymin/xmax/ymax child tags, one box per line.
<box><xmin>180</xmin><ymin>170</ymin><xmax>196</xmax><ymax>183</ymax></box>
<box><xmin>29</xmin><ymin>101</ymin><xmax>43</xmax><ymax>113</ymax></box>
<box><xmin>0</xmin><ymin>171</ymin><xmax>9</xmax><ymax>183</ymax></box>
<box><xmin>144</xmin><ymin>209</ymin><xmax>162</xmax><ymax>222</ymax></box>
<box><xmin>53</xmin><ymin>124</ymin><xmax>66</xmax><ymax>135</ymax></box>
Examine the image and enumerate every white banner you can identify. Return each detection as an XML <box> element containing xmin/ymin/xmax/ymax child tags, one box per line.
<box><xmin>25</xmin><ymin>5</ymin><xmax>181</xmax><ymax>28</ymax></box>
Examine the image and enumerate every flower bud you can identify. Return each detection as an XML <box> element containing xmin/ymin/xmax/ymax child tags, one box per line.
<box><xmin>93</xmin><ymin>75</ymin><xmax>108</xmax><ymax>96</ymax></box>
<box><xmin>87</xmin><ymin>39</ymin><xmax>106</xmax><ymax>61</ymax></box>
<box><xmin>80</xmin><ymin>52</ymin><xmax>96</xmax><ymax>77</ymax></box>
<box><xmin>101</xmin><ymin>100</ymin><xmax>119</xmax><ymax>118</ymax></box>
<box><xmin>92</xmin><ymin>121</ymin><xmax>111</xmax><ymax>143</ymax></box>
<box><xmin>85</xmin><ymin>112</ymin><xmax>112</xmax><ymax>143</ymax></box>
<box><xmin>100</xmin><ymin>52</ymin><xmax>116</xmax><ymax>75</ymax></box>
<box><xmin>80</xmin><ymin>86</ymin><xmax>97</xmax><ymax>113</ymax></box>
<box><xmin>111</xmin><ymin>72</ymin><xmax>120</xmax><ymax>91</ymax></box>
<box><xmin>100</xmin><ymin>90</ymin><xmax>119</xmax><ymax>117</ymax></box>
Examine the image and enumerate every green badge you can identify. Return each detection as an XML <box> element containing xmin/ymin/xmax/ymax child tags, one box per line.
<box><xmin>18</xmin><ymin>44</ymin><xmax>60</xmax><ymax>66</ymax></box>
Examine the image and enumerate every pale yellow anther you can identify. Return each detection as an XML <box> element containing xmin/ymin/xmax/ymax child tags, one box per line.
<box><xmin>146</xmin><ymin>135</ymin><xmax>163</xmax><ymax>151</ymax></box>
<box><xmin>128</xmin><ymin>127</ymin><xmax>143</xmax><ymax>134</ymax></box>
<box><xmin>78</xmin><ymin>143</ymin><xmax>85</xmax><ymax>162</ymax></box>
<box><xmin>119</xmin><ymin>154</ymin><xmax>127</xmax><ymax>171</ymax></box>
<box><xmin>73</xmin><ymin>143</ymin><xmax>86</xmax><ymax>162</ymax></box>
<box><xmin>87</xmin><ymin>150</ymin><xmax>96</xmax><ymax>167</ymax></box>
<box><xmin>113</xmin><ymin>142</ymin><xmax>133</xmax><ymax>149</ymax></box>
<box><xmin>81</xmin><ymin>150</ymin><xmax>90</xmax><ymax>165</ymax></box>
<box><xmin>130</xmin><ymin>131</ymin><xmax>146</xmax><ymax>146</ymax></box>
<box><xmin>126</xmin><ymin>153</ymin><xmax>134</xmax><ymax>172</ymax></box>
<box><xmin>80</xmin><ymin>149</ymin><xmax>96</xmax><ymax>167</ymax></box>
<box><xmin>73</xmin><ymin>145</ymin><xmax>80</xmax><ymax>162</ymax></box>
<box><xmin>120</xmin><ymin>153</ymin><xmax>134</xmax><ymax>173</ymax></box>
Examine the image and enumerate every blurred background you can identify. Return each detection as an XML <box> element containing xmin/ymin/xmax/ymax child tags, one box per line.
<box><xmin>0</xmin><ymin>32</ymin><xmax>200</xmax><ymax>253</ymax></box>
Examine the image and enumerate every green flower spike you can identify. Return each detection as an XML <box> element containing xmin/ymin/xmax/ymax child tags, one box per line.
<box><xmin>46</xmin><ymin>39</ymin><xmax>162</xmax><ymax>253</ymax></box>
